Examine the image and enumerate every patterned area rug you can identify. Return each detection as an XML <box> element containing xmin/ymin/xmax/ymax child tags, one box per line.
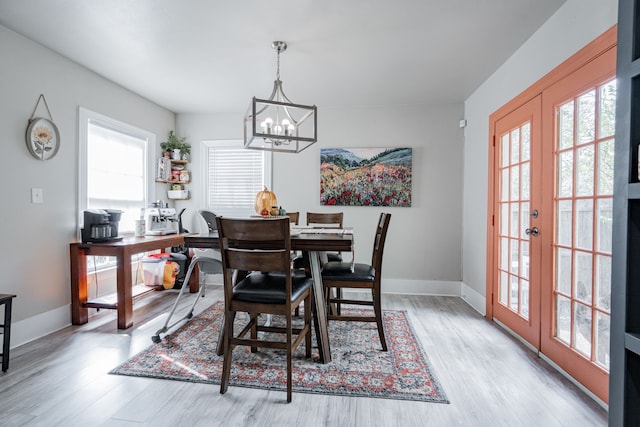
<box><xmin>110</xmin><ymin>301</ymin><xmax>448</xmax><ymax>403</ymax></box>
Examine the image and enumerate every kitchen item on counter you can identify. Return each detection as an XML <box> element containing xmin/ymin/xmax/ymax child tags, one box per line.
<box><xmin>146</xmin><ymin>207</ymin><xmax>178</xmax><ymax>235</ymax></box>
<box><xmin>81</xmin><ymin>209</ymin><xmax>124</xmax><ymax>243</ymax></box>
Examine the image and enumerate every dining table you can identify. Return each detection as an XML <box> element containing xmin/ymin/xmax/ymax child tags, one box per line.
<box><xmin>184</xmin><ymin>228</ymin><xmax>353</xmax><ymax>364</ymax></box>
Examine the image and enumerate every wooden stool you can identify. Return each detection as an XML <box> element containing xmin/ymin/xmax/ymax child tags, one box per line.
<box><xmin>0</xmin><ymin>294</ymin><xmax>16</xmax><ymax>372</ymax></box>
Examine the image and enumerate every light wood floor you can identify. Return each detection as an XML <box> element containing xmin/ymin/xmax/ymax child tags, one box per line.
<box><xmin>0</xmin><ymin>287</ymin><xmax>607</xmax><ymax>427</ymax></box>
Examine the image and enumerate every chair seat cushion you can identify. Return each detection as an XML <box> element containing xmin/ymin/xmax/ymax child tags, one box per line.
<box><xmin>321</xmin><ymin>262</ymin><xmax>375</xmax><ymax>282</ymax></box>
<box><xmin>292</xmin><ymin>252</ymin><xmax>343</xmax><ymax>269</ymax></box>
<box><xmin>233</xmin><ymin>271</ymin><xmax>313</xmax><ymax>304</ymax></box>
<box><xmin>326</xmin><ymin>252</ymin><xmax>343</xmax><ymax>262</ymax></box>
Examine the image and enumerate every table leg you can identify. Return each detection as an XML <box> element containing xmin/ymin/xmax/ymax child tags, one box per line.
<box><xmin>2</xmin><ymin>298</ymin><xmax>12</xmax><ymax>372</ymax></box>
<box><xmin>70</xmin><ymin>245</ymin><xmax>88</xmax><ymax>325</ymax></box>
<box><xmin>309</xmin><ymin>251</ymin><xmax>331</xmax><ymax>363</ymax></box>
<box><xmin>116</xmin><ymin>250</ymin><xmax>134</xmax><ymax>329</ymax></box>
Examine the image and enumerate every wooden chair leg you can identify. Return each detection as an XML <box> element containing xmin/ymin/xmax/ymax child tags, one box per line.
<box><xmin>286</xmin><ymin>315</ymin><xmax>293</xmax><ymax>403</ymax></box>
<box><xmin>373</xmin><ymin>290</ymin><xmax>387</xmax><ymax>351</ymax></box>
<box><xmin>220</xmin><ymin>310</ymin><xmax>235</xmax><ymax>394</ymax></box>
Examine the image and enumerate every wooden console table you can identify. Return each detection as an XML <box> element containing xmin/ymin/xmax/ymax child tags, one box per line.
<box><xmin>70</xmin><ymin>234</ymin><xmax>196</xmax><ymax>329</ymax></box>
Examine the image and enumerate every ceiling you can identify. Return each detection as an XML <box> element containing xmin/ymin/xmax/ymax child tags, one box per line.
<box><xmin>0</xmin><ymin>0</ymin><xmax>567</xmax><ymax>114</ymax></box>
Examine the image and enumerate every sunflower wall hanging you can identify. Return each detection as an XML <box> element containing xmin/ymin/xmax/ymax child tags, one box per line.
<box><xmin>26</xmin><ymin>94</ymin><xmax>60</xmax><ymax>160</ymax></box>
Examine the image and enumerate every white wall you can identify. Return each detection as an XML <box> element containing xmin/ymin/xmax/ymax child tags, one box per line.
<box><xmin>177</xmin><ymin>103</ymin><xmax>465</xmax><ymax>295</ymax></box>
<box><xmin>462</xmin><ymin>0</ymin><xmax>618</xmax><ymax>314</ymax></box>
<box><xmin>0</xmin><ymin>24</ymin><xmax>175</xmax><ymax>345</ymax></box>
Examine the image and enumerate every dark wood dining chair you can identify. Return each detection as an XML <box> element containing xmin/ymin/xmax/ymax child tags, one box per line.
<box><xmin>216</xmin><ymin>216</ymin><xmax>313</xmax><ymax>403</ymax></box>
<box><xmin>285</xmin><ymin>211</ymin><xmax>299</xmax><ymax>225</ymax></box>
<box><xmin>293</xmin><ymin>212</ymin><xmax>345</xmax><ymax>270</ymax></box>
<box><xmin>321</xmin><ymin>212</ymin><xmax>391</xmax><ymax>351</ymax></box>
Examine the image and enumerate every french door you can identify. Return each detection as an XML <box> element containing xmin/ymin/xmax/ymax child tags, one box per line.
<box><xmin>491</xmin><ymin>95</ymin><xmax>542</xmax><ymax>348</ymax></box>
<box><xmin>489</xmin><ymin>44</ymin><xmax>615</xmax><ymax>403</ymax></box>
<box><xmin>539</xmin><ymin>47</ymin><xmax>615</xmax><ymax>403</ymax></box>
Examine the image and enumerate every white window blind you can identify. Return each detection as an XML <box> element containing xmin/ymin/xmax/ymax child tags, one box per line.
<box><xmin>204</xmin><ymin>140</ymin><xmax>271</xmax><ymax>217</ymax></box>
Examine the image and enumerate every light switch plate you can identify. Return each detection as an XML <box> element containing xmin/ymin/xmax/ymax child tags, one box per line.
<box><xmin>31</xmin><ymin>188</ymin><xmax>43</xmax><ymax>204</ymax></box>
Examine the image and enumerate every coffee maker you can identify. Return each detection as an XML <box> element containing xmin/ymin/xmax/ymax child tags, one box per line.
<box><xmin>146</xmin><ymin>202</ymin><xmax>178</xmax><ymax>235</ymax></box>
<box><xmin>81</xmin><ymin>209</ymin><xmax>123</xmax><ymax>243</ymax></box>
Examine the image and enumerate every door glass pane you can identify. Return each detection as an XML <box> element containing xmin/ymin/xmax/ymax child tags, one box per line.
<box><xmin>511</xmin><ymin>165</ymin><xmax>519</xmax><ymax>200</ymax></box>
<box><xmin>575</xmin><ymin>199</ymin><xmax>593</xmax><ymax>250</ymax></box>
<box><xmin>520</xmin><ymin>202</ymin><xmax>530</xmax><ymax>239</ymax></box>
<box><xmin>556</xmin><ymin>295</ymin><xmax>571</xmax><ymax>344</ymax></box>
<box><xmin>574</xmin><ymin>303</ymin><xmax>592</xmax><ymax>357</ymax></box>
<box><xmin>510</xmin><ymin>239</ymin><xmax>519</xmax><ymax>274</ymax></box>
<box><xmin>558</xmin><ymin>101</ymin><xmax>574</xmax><ymax>149</ymax></box>
<box><xmin>598</xmin><ymin>80</ymin><xmax>616</xmax><ymax>138</ymax></box>
<box><xmin>574</xmin><ymin>251</ymin><xmax>593</xmax><ymax>304</ymax></box>
<box><xmin>598</xmin><ymin>138</ymin><xmax>614</xmax><ymax>195</ymax></box>
<box><xmin>510</xmin><ymin>203</ymin><xmax>519</xmax><ymax>238</ymax></box>
<box><xmin>500</xmin><ymin>271</ymin><xmax>508</xmax><ymax>304</ymax></box>
<box><xmin>501</xmin><ymin>134</ymin><xmax>510</xmax><ymax>167</ymax></box>
<box><xmin>521</xmin><ymin>163</ymin><xmax>530</xmax><ymax>200</ymax></box>
<box><xmin>596</xmin><ymin>198</ymin><xmax>612</xmax><ymax>253</ymax></box>
<box><xmin>557</xmin><ymin>200</ymin><xmax>573</xmax><ymax>247</ymax></box>
<box><xmin>510</xmin><ymin>275</ymin><xmax>519</xmax><ymax>311</ymax></box>
<box><xmin>521</xmin><ymin>241</ymin><xmax>530</xmax><ymax>280</ymax></box>
<box><xmin>595</xmin><ymin>312</ymin><xmax>610</xmax><ymax>369</ymax></box>
<box><xmin>520</xmin><ymin>280</ymin><xmax>529</xmax><ymax>317</ymax></box>
<box><xmin>501</xmin><ymin>169</ymin><xmax>509</xmax><ymax>202</ymax></box>
<box><xmin>501</xmin><ymin>203</ymin><xmax>509</xmax><ymax>235</ymax></box>
<box><xmin>556</xmin><ymin>247</ymin><xmax>572</xmax><ymax>295</ymax></box>
<box><xmin>595</xmin><ymin>255</ymin><xmax>611</xmax><ymax>311</ymax></box>
<box><xmin>576</xmin><ymin>145</ymin><xmax>595</xmax><ymax>197</ymax></box>
<box><xmin>577</xmin><ymin>90</ymin><xmax>596</xmax><ymax>144</ymax></box>
<box><xmin>500</xmin><ymin>237</ymin><xmax>509</xmax><ymax>271</ymax></box>
<box><xmin>558</xmin><ymin>151</ymin><xmax>573</xmax><ymax>197</ymax></box>
<box><xmin>511</xmin><ymin>128</ymin><xmax>520</xmax><ymax>164</ymax></box>
<box><xmin>521</xmin><ymin>123</ymin><xmax>531</xmax><ymax>161</ymax></box>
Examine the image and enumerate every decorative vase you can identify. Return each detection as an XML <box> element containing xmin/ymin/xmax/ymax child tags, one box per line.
<box><xmin>172</xmin><ymin>149</ymin><xmax>181</xmax><ymax>160</ymax></box>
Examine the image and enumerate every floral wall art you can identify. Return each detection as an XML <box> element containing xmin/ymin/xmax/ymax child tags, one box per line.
<box><xmin>320</xmin><ymin>147</ymin><xmax>412</xmax><ymax>207</ymax></box>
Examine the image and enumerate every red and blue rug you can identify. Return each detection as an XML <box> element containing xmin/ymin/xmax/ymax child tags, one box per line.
<box><xmin>110</xmin><ymin>301</ymin><xmax>449</xmax><ymax>403</ymax></box>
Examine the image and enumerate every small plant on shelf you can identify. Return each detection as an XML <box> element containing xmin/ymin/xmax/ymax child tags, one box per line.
<box><xmin>160</xmin><ymin>130</ymin><xmax>191</xmax><ymax>159</ymax></box>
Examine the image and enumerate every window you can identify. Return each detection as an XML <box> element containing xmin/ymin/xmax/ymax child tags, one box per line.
<box><xmin>79</xmin><ymin>107</ymin><xmax>154</xmax><ymax>235</ymax></box>
<box><xmin>203</xmin><ymin>140</ymin><xmax>271</xmax><ymax>217</ymax></box>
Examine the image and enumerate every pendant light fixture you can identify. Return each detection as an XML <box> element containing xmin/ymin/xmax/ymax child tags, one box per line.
<box><xmin>243</xmin><ymin>41</ymin><xmax>317</xmax><ymax>153</ymax></box>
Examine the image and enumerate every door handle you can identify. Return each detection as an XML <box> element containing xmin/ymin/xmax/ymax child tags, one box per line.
<box><xmin>525</xmin><ymin>227</ymin><xmax>539</xmax><ymax>236</ymax></box>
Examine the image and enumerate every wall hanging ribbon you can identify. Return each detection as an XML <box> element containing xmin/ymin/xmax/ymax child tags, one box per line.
<box><xmin>25</xmin><ymin>94</ymin><xmax>60</xmax><ymax>160</ymax></box>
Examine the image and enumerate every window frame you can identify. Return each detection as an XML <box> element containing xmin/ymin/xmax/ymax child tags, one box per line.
<box><xmin>78</xmin><ymin>107</ymin><xmax>156</xmax><ymax>239</ymax></box>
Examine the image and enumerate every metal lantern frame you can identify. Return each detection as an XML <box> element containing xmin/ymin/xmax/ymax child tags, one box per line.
<box><xmin>243</xmin><ymin>41</ymin><xmax>317</xmax><ymax>153</ymax></box>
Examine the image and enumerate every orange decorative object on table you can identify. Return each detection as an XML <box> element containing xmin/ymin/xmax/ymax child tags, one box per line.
<box><xmin>254</xmin><ymin>186</ymin><xmax>277</xmax><ymax>214</ymax></box>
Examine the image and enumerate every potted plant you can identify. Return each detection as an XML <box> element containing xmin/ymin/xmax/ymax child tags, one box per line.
<box><xmin>160</xmin><ymin>130</ymin><xmax>191</xmax><ymax>160</ymax></box>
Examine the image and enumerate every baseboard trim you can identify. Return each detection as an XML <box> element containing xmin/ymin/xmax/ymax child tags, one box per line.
<box><xmin>460</xmin><ymin>282</ymin><xmax>486</xmax><ymax>316</ymax></box>
<box><xmin>11</xmin><ymin>305</ymin><xmax>71</xmax><ymax>348</ymax></box>
<box><xmin>382</xmin><ymin>279</ymin><xmax>462</xmax><ymax>296</ymax></box>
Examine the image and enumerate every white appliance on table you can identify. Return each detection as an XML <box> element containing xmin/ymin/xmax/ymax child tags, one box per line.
<box><xmin>146</xmin><ymin>207</ymin><xmax>178</xmax><ymax>235</ymax></box>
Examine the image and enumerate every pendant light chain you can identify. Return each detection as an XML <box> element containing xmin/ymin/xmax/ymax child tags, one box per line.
<box><xmin>276</xmin><ymin>45</ymin><xmax>281</xmax><ymax>81</ymax></box>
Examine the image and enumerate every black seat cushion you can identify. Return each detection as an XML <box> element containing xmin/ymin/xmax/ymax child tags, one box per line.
<box><xmin>233</xmin><ymin>271</ymin><xmax>313</xmax><ymax>304</ymax></box>
<box><xmin>292</xmin><ymin>252</ymin><xmax>343</xmax><ymax>269</ymax></box>
<box><xmin>321</xmin><ymin>261</ymin><xmax>375</xmax><ymax>282</ymax></box>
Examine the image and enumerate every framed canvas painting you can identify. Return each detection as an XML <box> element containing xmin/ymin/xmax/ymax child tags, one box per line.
<box><xmin>320</xmin><ymin>147</ymin><xmax>412</xmax><ymax>207</ymax></box>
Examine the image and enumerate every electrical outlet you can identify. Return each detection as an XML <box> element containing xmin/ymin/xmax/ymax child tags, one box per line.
<box><xmin>31</xmin><ymin>188</ymin><xmax>43</xmax><ymax>204</ymax></box>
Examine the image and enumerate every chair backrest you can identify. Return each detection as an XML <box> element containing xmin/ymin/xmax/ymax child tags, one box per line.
<box><xmin>285</xmin><ymin>211</ymin><xmax>299</xmax><ymax>225</ymax></box>
<box><xmin>307</xmin><ymin>212</ymin><xmax>343</xmax><ymax>228</ymax></box>
<box><xmin>371</xmin><ymin>213</ymin><xmax>392</xmax><ymax>273</ymax></box>
<box><xmin>199</xmin><ymin>210</ymin><xmax>218</xmax><ymax>232</ymax></box>
<box><xmin>216</xmin><ymin>216</ymin><xmax>291</xmax><ymax>276</ymax></box>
